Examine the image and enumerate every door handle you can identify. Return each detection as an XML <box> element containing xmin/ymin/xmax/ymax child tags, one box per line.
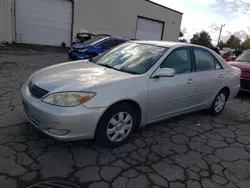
<box><xmin>187</xmin><ymin>79</ymin><xmax>194</xmax><ymax>84</ymax></box>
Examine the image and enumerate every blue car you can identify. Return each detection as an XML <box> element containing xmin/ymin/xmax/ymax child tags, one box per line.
<box><xmin>68</xmin><ymin>36</ymin><xmax>129</xmax><ymax>60</ymax></box>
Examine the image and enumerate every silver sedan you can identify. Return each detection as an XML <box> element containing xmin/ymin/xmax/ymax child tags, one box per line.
<box><xmin>21</xmin><ymin>41</ymin><xmax>241</xmax><ymax>146</ymax></box>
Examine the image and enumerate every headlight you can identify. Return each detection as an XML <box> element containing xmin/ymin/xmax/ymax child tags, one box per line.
<box><xmin>42</xmin><ymin>92</ymin><xmax>96</xmax><ymax>107</ymax></box>
<box><xmin>78</xmin><ymin>49</ymin><xmax>87</xmax><ymax>53</ymax></box>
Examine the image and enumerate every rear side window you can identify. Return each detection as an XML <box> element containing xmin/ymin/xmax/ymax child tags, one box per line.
<box><xmin>116</xmin><ymin>40</ymin><xmax>126</xmax><ymax>45</ymax></box>
<box><xmin>99</xmin><ymin>40</ymin><xmax>117</xmax><ymax>48</ymax></box>
<box><xmin>194</xmin><ymin>48</ymin><xmax>222</xmax><ymax>71</ymax></box>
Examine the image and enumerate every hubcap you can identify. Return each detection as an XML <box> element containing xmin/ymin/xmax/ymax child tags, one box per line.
<box><xmin>107</xmin><ymin>112</ymin><xmax>133</xmax><ymax>142</ymax></box>
<box><xmin>214</xmin><ymin>93</ymin><xmax>226</xmax><ymax>113</ymax></box>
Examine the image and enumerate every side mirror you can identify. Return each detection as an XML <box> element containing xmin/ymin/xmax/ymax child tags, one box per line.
<box><xmin>152</xmin><ymin>68</ymin><xmax>175</xmax><ymax>78</ymax></box>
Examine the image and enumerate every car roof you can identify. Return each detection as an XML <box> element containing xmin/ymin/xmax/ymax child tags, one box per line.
<box><xmin>104</xmin><ymin>36</ymin><xmax>129</xmax><ymax>41</ymax></box>
<box><xmin>132</xmin><ymin>40</ymin><xmax>204</xmax><ymax>48</ymax></box>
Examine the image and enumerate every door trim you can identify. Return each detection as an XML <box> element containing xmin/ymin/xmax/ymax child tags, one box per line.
<box><xmin>147</xmin><ymin>103</ymin><xmax>205</xmax><ymax>124</ymax></box>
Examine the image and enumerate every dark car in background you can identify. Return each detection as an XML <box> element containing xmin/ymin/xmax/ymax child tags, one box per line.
<box><xmin>222</xmin><ymin>50</ymin><xmax>237</xmax><ymax>62</ymax></box>
<box><xmin>68</xmin><ymin>36</ymin><xmax>129</xmax><ymax>60</ymax></box>
<box><xmin>228</xmin><ymin>50</ymin><xmax>250</xmax><ymax>92</ymax></box>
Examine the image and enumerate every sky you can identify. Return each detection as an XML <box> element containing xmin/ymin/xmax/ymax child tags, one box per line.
<box><xmin>152</xmin><ymin>0</ymin><xmax>250</xmax><ymax>44</ymax></box>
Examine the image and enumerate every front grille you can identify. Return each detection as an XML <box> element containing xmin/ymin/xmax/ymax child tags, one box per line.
<box><xmin>241</xmin><ymin>78</ymin><xmax>250</xmax><ymax>91</ymax></box>
<box><xmin>29</xmin><ymin>82</ymin><xmax>48</xmax><ymax>99</ymax></box>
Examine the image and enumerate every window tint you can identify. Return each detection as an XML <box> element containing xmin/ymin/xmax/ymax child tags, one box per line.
<box><xmin>194</xmin><ymin>48</ymin><xmax>221</xmax><ymax>71</ymax></box>
<box><xmin>99</xmin><ymin>40</ymin><xmax>117</xmax><ymax>48</ymax></box>
<box><xmin>160</xmin><ymin>48</ymin><xmax>192</xmax><ymax>74</ymax></box>
<box><xmin>116</xmin><ymin>40</ymin><xmax>126</xmax><ymax>45</ymax></box>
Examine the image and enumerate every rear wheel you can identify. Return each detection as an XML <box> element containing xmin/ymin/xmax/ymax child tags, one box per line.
<box><xmin>96</xmin><ymin>103</ymin><xmax>137</xmax><ymax>147</ymax></box>
<box><xmin>209</xmin><ymin>89</ymin><xmax>228</xmax><ymax>116</ymax></box>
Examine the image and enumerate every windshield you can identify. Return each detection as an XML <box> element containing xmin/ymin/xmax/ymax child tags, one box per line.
<box><xmin>83</xmin><ymin>37</ymin><xmax>105</xmax><ymax>45</ymax></box>
<box><xmin>92</xmin><ymin>43</ymin><xmax>168</xmax><ymax>74</ymax></box>
<box><xmin>235</xmin><ymin>50</ymin><xmax>250</xmax><ymax>62</ymax></box>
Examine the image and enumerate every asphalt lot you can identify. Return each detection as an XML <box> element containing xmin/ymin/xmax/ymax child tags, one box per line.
<box><xmin>0</xmin><ymin>48</ymin><xmax>250</xmax><ymax>188</ymax></box>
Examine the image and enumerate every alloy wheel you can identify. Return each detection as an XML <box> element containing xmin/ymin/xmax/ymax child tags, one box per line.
<box><xmin>214</xmin><ymin>93</ymin><xmax>226</xmax><ymax>113</ymax></box>
<box><xmin>107</xmin><ymin>112</ymin><xmax>133</xmax><ymax>142</ymax></box>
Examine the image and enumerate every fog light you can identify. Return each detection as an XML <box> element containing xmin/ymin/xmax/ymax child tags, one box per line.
<box><xmin>47</xmin><ymin>129</ymin><xmax>70</xmax><ymax>136</ymax></box>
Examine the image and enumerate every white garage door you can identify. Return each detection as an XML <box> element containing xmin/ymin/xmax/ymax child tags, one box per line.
<box><xmin>16</xmin><ymin>0</ymin><xmax>72</xmax><ymax>46</ymax></box>
<box><xmin>136</xmin><ymin>17</ymin><xmax>164</xmax><ymax>40</ymax></box>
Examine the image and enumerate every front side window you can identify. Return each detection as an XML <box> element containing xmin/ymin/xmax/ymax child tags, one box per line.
<box><xmin>92</xmin><ymin>43</ymin><xmax>168</xmax><ymax>74</ymax></box>
<box><xmin>194</xmin><ymin>48</ymin><xmax>222</xmax><ymax>71</ymax></box>
<box><xmin>160</xmin><ymin>48</ymin><xmax>192</xmax><ymax>74</ymax></box>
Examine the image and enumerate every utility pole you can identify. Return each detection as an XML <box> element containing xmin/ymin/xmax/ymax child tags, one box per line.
<box><xmin>217</xmin><ymin>24</ymin><xmax>225</xmax><ymax>47</ymax></box>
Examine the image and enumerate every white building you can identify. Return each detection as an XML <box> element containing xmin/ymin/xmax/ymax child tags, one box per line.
<box><xmin>0</xmin><ymin>0</ymin><xmax>182</xmax><ymax>46</ymax></box>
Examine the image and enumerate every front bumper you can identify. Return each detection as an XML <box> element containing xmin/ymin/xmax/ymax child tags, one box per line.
<box><xmin>240</xmin><ymin>77</ymin><xmax>250</xmax><ymax>92</ymax></box>
<box><xmin>21</xmin><ymin>84</ymin><xmax>106</xmax><ymax>141</ymax></box>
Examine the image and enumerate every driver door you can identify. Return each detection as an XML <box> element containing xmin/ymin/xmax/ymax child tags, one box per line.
<box><xmin>147</xmin><ymin>47</ymin><xmax>196</xmax><ymax>122</ymax></box>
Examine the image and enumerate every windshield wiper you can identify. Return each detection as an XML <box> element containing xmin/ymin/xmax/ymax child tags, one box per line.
<box><xmin>98</xmin><ymin>64</ymin><xmax>115</xmax><ymax>69</ymax></box>
<box><xmin>97</xmin><ymin>64</ymin><xmax>140</xmax><ymax>74</ymax></box>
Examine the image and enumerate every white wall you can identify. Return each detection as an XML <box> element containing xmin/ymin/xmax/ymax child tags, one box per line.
<box><xmin>0</xmin><ymin>0</ymin><xmax>12</xmax><ymax>43</ymax></box>
<box><xmin>73</xmin><ymin>0</ymin><xmax>182</xmax><ymax>41</ymax></box>
<box><xmin>0</xmin><ymin>0</ymin><xmax>182</xmax><ymax>44</ymax></box>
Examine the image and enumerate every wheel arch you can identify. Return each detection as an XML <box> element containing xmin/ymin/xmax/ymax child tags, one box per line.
<box><xmin>220</xmin><ymin>86</ymin><xmax>230</xmax><ymax>101</ymax></box>
<box><xmin>95</xmin><ymin>99</ymin><xmax>142</xmax><ymax>138</ymax></box>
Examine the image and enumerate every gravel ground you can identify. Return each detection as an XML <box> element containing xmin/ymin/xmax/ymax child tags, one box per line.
<box><xmin>0</xmin><ymin>49</ymin><xmax>250</xmax><ymax>188</ymax></box>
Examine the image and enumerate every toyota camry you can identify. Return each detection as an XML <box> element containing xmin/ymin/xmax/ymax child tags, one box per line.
<box><xmin>21</xmin><ymin>41</ymin><xmax>241</xmax><ymax>147</ymax></box>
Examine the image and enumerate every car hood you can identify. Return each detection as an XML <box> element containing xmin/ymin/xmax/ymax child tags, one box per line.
<box><xmin>30</xmin><ymin>61</ymin><xmax>135</xmax><ymax>92</ymax></box>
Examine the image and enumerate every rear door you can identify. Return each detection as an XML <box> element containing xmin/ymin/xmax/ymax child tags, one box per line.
<box><xmin>191</xmin><ymin>47</ymin><xmax>226</xmax><ymax>107</ymax></box>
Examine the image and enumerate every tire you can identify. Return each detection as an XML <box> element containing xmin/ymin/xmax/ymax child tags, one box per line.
<box><xmin>96</xmin><ymin>103</ymin><xmax>137</xmax><ymax>147</ymax></box>
<box><xmin>209</xmin><ymin>89</ymin><xmax>228</xmax><ymax>116</ymax></box>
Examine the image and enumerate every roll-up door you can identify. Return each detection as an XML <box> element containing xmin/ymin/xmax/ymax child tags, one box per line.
<box><xmin>136</xmin><ymin>17</ymin><xmax>164</xmax><ymax>40</ymax></box>
<box><xmin>15</xmin><ymin>0</ymin><xmax>72</xmax><ymax>46</ymax></box>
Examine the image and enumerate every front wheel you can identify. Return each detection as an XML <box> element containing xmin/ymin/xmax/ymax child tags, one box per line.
<box><xmin>209</xmin><ymin>90</ymin><xmax>228</xmax><ymax>116</ymax></box>
<box><xmin>96</xmin><ymin>103</ymin><xmax>137</xmax><ymax>147</ymax></box>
